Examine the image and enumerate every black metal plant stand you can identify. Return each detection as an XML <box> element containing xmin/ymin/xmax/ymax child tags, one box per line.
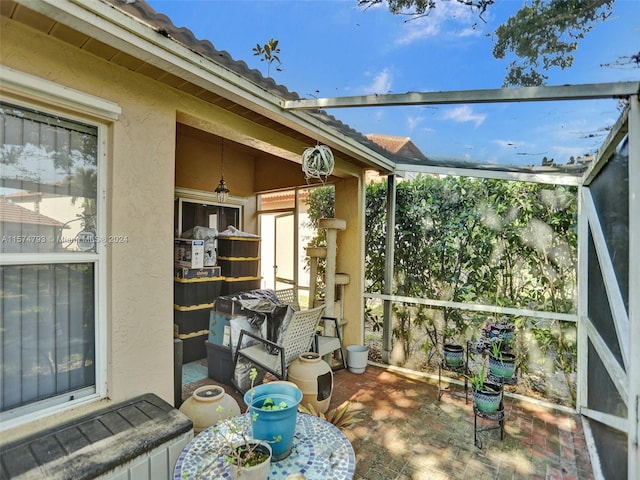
<box><xmin>473</xmin><ymin>374</ymin><xmax>507</xmax><ymax>449</ymax></box>
<box><xmin>488</xmin><ymin>372</ymin><xmax>518</xmax><ymax>385</ymax></box>
<box><xmin>473</xmin><ymin>401</ymin><xmax>505</xmax><ymax>449</ymax></box>
<box><xmin>438</xmin><ymin>342</ymin><xmax>469</xmax><ymax>403</ymax></box>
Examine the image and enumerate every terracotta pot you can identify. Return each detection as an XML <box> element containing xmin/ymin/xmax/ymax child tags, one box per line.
<box><xmin>179</xmin><ymin>385</ymin><xmax>240</xmax><ymax>434</ymax></box>
<box><xmin>288</xmin><ymin>352</ymin><xmax>333</xmax><ymax>413</ymax></box>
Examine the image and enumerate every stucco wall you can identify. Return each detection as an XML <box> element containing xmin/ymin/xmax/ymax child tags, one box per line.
<box><xmin>176</xmin><ymin>124</ymin><xmax>255</xmax><ymax>197</ymax></box>
<box><xmin>1</xmin><ymin>17</ymin><xmax>177</xmax><ymax>440</ymax></box>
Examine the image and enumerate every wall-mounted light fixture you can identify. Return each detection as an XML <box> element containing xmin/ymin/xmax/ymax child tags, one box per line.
<box><xmin>215</xmin><ymin>138</ymin><xmax>230</xmax><ymax>203</ymax></box>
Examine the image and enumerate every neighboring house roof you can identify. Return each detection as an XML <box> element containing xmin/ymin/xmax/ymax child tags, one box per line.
<box><xmin>0</xmin><ymin>198</ymin><xmax>64</xmax><ymax>227</ymax></box>
<box><xmin>366</xmin><ymin>134</ymin><xmax>427</xmax><ymax>161</ymax></box>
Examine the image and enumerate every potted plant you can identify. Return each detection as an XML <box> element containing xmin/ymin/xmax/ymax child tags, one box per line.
<box><xmin>212</xmin><ymin>369</ymin><xmax>273</xmax><ymax>480</ymax></box>
<box><xmin>244</xmin><ymin>380</ymin><xmax>303</xmax><ymax>461</ymax></box>
<box><xmin>468</xmin><ymin>364</ymin><xmax>503</xmax><ymax>414</ymax></box>
<box><xmin>443</xmin><ymin>343</ymin><xmax>464</xmax><ymax>368</ymax></box>
<box><xmin>485</xmin><ymin>317</ymin><xmax>515</xmax><ymax>344</ymax></box>
<box><xmin>488</xmin><ymin>341</ymin><xmax>516</xmax><ymax>380</ymax></box>
<box><xmin>301</xmin><ymin>144</ymin><xmax>334</xmax><ymax>181</ymax></box>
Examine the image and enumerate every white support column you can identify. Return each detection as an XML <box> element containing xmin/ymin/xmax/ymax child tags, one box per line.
<box><xmin>305</xmin><ymin>247</ymin><xmax>327</xmax><ymax>309</ymax></box>
<box><xmin>318</xmin><ymin>218</ymin><xmax>347</xmax><ymax>318</ymax></box>
<box><xmin>577</xmin><ymin>180</ymin><xmax>589</xmax><ymax>413</ymax></box>
<box><xmin>382</xmin><ymin>175</ymin><xmax>397</xmax><ymax>364</ymax></box>
<box><xmin>627</xmin><ymin>93</ymin><xmax>639</xmax><ymax>480</ymax></box>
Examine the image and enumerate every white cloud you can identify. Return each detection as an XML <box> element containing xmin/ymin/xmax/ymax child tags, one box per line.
<box><xmin>441</xmin><ymin>105</ymin><xmax>486</xmax><ymax>127</ymax></box>
<box><xmin>362</xmin><ymin>68</ymin><xmax>393</xmax><ymax>95</ymax></box>
<box><xmin>394</xmin><ymin>2</ymin><xmax>484</xmax><ymax>45</ymax></box>
<box><xmin>407</xmin><ymin>115</ymin><xmax>424</xmax><ymax>131</ymax></box>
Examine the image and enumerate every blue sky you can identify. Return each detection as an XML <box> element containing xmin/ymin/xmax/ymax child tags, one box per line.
<box><xmin>146</xmin><ymin>0</ymin><xmax>639</xmax><ymax>169</ymax></box>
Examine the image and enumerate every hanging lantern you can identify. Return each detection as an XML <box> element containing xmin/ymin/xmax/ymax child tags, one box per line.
<box><xmin>215</xmin><ymin>177</ymin><xmax>229</xmax><ymax>203</ymax></box>
<box><xmin>215</xmin><ymin>138</ymin><xmax>230</xmax><ymax>203</ymax></box>
<box><xmin>301</xmin><ymin>144</ymin><xmax>334</xmax><ymax>181</ymax></box>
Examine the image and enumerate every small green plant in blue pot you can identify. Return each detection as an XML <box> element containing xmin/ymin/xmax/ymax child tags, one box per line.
<box><xmin>244</xmin><ymin>381</ymin><xmax>303</xmax><ymax>461</ymax></box>
<box><xmin>468</xmin><ymin>365</ymin><xmax>503</xmax><ymax>413</ymax></box>
<box><xmin>489</xmin><ymin>342</ymin><xmax>516</xmax><ymax>380</ymax></box>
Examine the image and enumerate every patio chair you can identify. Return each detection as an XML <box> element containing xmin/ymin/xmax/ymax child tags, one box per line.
<box><xmin>232</xmin><ymin>305</ymin><xmax>326</xmax><ymax>384</ymax></box>
<box><xmin>274</xmin><ymin>287</ymin><xmax>300</xmax><ymax>311</ymax></box>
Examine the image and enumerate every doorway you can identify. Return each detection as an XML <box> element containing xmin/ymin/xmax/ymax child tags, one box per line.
<box><xmin>258</xmin><ymin>187</ymin><xmax>318</xmax><ymax>307</ymax></box>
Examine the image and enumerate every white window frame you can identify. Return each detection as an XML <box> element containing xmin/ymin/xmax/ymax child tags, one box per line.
<box><xmin>0</xmin><ymin>67</ymin><xmax>119</xmax><ymax>430</ymax></box>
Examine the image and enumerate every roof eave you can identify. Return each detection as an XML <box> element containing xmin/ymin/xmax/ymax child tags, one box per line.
<box><xmin>19</xmin><ymin>0</ymin><xmax>395</xmax><ymax>173</ymax></box>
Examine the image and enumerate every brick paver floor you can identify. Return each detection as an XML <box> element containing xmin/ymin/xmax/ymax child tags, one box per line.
<box><xmin>183</xmin><ymin>362</ymin><xmax>594</xmax><ymax>479</ymax></box>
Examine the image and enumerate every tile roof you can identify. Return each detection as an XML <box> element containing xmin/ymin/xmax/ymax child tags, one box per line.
<box><xmin>105</xmin><ymin>0</ymin><xmax>398</xmax><ymax>166</ymax></box>
<box><xmin>0</xmin><ymin>199</ymin><xmax>64</xmax><ymax>227</ymax></box>
<box><xmin>366</xmin><ymin>134</ymin><xmax>428</xmax><ymax>160</ymax></box>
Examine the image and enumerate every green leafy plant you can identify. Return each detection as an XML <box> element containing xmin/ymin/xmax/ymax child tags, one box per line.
<box><xmin>490</xmin><ymin>340</ymin><xmax>503</xmax><ymax>360</ymax></box>
<box><xmin>259</xmin><ymin>397</ymin><xmax>288</xmax><ymax>411</ymax></box>
<box><xmin>252</xmin><ymin>38</ymin><xmax>282</xmax><ymax>78</ymax></box>
<box><xmin>298</xmin><ymin>401</ymin><xmax>362</xmax><ymax>430</ymax></box>
<box><xmin>467</xmin><ymin>363</ymin><xmax>486</xmax><ymax>392</ymax></box>
<box><xmin>307</xmin><ymin>174</ymin><xmax>579</xmax><ymax>406</ymax></box>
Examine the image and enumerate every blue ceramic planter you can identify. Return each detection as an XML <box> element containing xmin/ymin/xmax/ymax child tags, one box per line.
<box><xmin>443</xmin><ymin>344</ymin><xmax>464</xmax><ymax>367</ymax></box>
<box><xmin>489</xmin><ymin>352</ymin><xmax>516</xmax><ymax>379</ymax></box>
<box><xmin>472</xmin><ymin>383</ymin><xmax>502</xmax><ymax>413</ymax></box>
<box><xmin>244</xmin><ymin>381</ymin><xmax>303</xmax><ymax>461</ymax></box>
<box><xmin>488</xmin><ymin>324</ymin><xmax>515</xmax><ymax>344</ymax></box>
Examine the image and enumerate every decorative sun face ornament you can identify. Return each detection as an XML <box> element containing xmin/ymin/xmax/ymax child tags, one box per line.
<box><xmin>301</xmin><ymin>144</ymin><xmax>334</xmax><ymax>182</ymax></box>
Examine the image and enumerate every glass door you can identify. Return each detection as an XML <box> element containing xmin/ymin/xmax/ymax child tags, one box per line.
<box><xmin>274</xmin><ymin>211</ymin><xmax>295</xmax><ymax>290</ymax></box>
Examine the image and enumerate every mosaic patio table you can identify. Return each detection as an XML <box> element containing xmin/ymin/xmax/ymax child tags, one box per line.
<box><xmin>173</xmin><ymin>412</ymin><xmax>355</xmax><ymax>479</ymax></box>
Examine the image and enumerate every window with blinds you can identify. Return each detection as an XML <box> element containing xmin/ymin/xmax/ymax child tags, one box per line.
<box><xmin>0</xmin><ymin>101</ymin><xmax>100</xmax><ymax>421</ymax></box>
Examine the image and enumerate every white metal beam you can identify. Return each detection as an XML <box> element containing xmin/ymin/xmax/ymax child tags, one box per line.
<box><xmin>283</xmin><ymin>82</ymin><xmax>640</xmax><ymax>110</ymax></box>
<box><xmin>583</xmin><ymin>107</ymin><xmax>629</xmax><ymax>186</ymax></box>
<box><xmin>583</xmin><ymin>316</ymin><xmax>629</xmax><ymax>406</ymax></box>
<box><xmin>582</xmin><ymin>407</ymin><xmax>628</xmax><ymax>434</ymax></box>
<box><xmin>363</xmin><ymin>292</ymin><xmax>578</xmax><ymax>323</ymax></box>
<box><xmin>577</xmin><ymin>188</ymin><xmax>589</xmax><ymax>413</ymax></box>
<box><xmin>627</xmin><ymin>93</ymin><xmax>640</xmax><ymax>480</ymax></box>
<box><xmin>395</xmin><ymin>163</ymin><xmax>582</xmax><ymax>186</ymax></box>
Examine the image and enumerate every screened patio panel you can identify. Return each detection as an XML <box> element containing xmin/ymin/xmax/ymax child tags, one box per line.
<box><xmin>588</xmin><ymin>142</ymin><xmax>629</xmax><ymax>313</ymax></box>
